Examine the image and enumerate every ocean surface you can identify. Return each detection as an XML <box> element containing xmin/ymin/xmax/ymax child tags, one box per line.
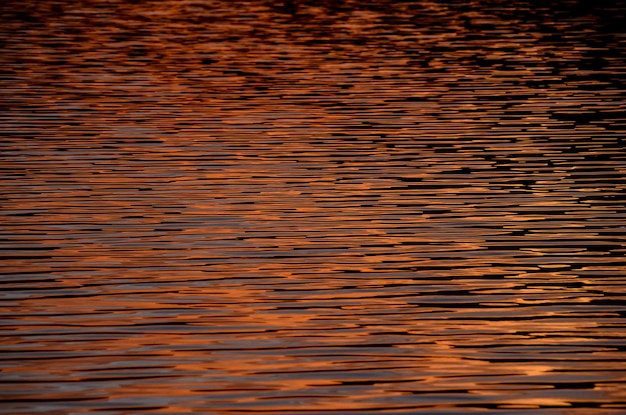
<box><xmin>1</xmin><ymin>0</ymin><xmax>626</xmax><ymax>413</ymax></box>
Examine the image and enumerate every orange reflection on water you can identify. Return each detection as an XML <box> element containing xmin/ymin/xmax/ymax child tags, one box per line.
<box><xmin>2</xmin><ymin>0</ymin><xmax>626</xmax><ymax>413</ymax></box>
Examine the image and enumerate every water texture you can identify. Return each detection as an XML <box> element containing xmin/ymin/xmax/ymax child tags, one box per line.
<box><xmin>1</xmin><ymin>0</ymin><xmax>626</xmax><ymax>413</ymax></box>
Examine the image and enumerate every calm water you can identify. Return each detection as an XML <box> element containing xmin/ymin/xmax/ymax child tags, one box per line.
<box><xmin>1</xmin><ymin>0</ymin><xmax>626</xmax><ymax>413</ymax></box>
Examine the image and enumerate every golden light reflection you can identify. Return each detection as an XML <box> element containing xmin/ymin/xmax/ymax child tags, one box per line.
<box><xmin>1</xmin><ymin>0</ymin><xmax>626</xmax><ymax>413</ymax></box>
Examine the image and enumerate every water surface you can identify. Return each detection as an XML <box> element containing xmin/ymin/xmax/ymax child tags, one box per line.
<box><xmin>1</xmin><ymin>0</ymin><xmax>626</xmax><ymax>413</ymax></box>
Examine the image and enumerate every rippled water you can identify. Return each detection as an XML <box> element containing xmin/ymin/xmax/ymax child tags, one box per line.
<box><xmin>1</xmin><ymin>0</ymin><xmax>626</xmax><ymax>413</ymax></box>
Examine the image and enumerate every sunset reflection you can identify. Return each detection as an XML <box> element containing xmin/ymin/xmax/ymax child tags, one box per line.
<box><xmin>1</xmin><ymin>0</ymin><xmax>626</xmax><ymax>413</ymax></box>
